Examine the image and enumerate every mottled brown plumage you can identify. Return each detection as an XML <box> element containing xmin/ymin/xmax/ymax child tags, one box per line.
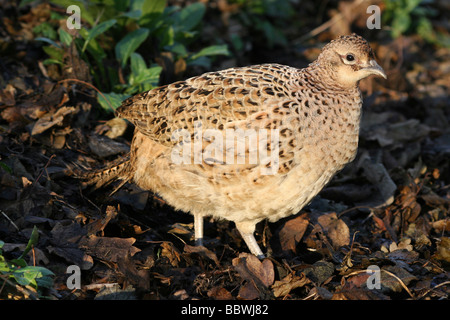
<box><xmin>81</xmin><ymin>34</ymin><xmax>386</xmax><ymax>258</ymax></box>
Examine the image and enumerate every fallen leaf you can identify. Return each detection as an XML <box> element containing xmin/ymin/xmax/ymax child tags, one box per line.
<box><xmin>94</xmin><ymin>284</ymin><xmax>136</xmax><ymax>300</ymax></box>
<box><xmin>79</xmin><ymin>235</ymin><xmax>140</xmax><ymax>263</ymax></box>
<box><xmin>432</xmin><ymin>220</ymin><xmax>450</xmax><ymax>233</ymax></box>
<box><xmin>433</xmin><ymin>237</ymin><xmax>450</xmax><ymax>263</ymax></box>
<box><xmin>233</xmin><ymin>253</ymin><xmax>274</xmax><ymax>288</ymax></box>
<box><xmin>358</xmin><ymin>152</ymin><xmax>397</xmax><ymax>207</ymax></box>
<box><xmin>160</xmin><ymin>241</ymin><xmax>182</xmax><ymax>267</ymax></box>
<box><xmin>86</xmin><ymin>205</ymin><xmax>118</xmax><ymax>235</ymax></box>
<box><xmin>117</xmin><ymin>254</ymin><xmax>151</xmax><ymax>291</ymax></box>
<box><xmin>97</xmin><ymin>117</ymin><xmax>128</xmax><ymax>139</ymax></box>
<box><xmin>272</xmin><ymin>272</ymin><xmax>310</xmax><ymax>298</ymax></box>
<box><xmin>317</xmin><ymin>212</ymin><xmax>350</xmax><ymax>249</ymax></box>
<box><xmin>88</xmin><ymin>134</ymin><xmax>130</xmax><ymax>158</ymax></box>
<box><xmin>184</xmin><ymin>244</ymin><xmax>220</xmax><ymax>266</ymax></box>
<box><xmin>31</xmin><ymin>106</ymin><xmax>76</xmax><ymax>135</ymax></box>
<box><xmin>381</xmin><ymin>266</ymin><xmax>417</xmax><ymax>293</ymax></box>
<box><xmin>344</xmin><ymin>273</ymin><xmax>370</xmax><ymax>289</ymax></box>
<box><xmin>47</xmin><ymin>246</ymin><xmax>94</xmax><ymax>270</ymax></box>
<box><xmin>332</xmin><ymin>288</ymin><xmax>390</xmax><ymax>300</ymax></box>
<box><xmin>278</xmin><ymin>214</ymin><xmax>309</xmax><ymax>253</ymax></box>
<box><xmin>302</xmin><ymin>260</ymin><xmax>334</xmax><ymax>285</ymax></box>
<box><xmin>207</xmin><ymin>287</ymin><xmax>233</xmax><ymax>300</ymax></box>
<box><xmin>237</xmin><ymin>282</ymin><xmax>260</xmax><ymax>300</ymax></box>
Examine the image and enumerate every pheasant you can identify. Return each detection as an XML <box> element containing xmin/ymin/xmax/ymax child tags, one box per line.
<box><xmin>81</xmin><ymin>34</ymin><xmax>386</xmax><ymax>258</ymax></box>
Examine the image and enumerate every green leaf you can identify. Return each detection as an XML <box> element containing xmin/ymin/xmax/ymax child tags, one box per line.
<box><xmin>134</xmin><ymin>0</ymin><xmax>166</xmax><ymax>26</ymax></box>
<box><xmin>19</xmin><ymin>226</ymin><xmax>39</xmax><ymax>260</ymax></box>
<box><xmin>82</xmin><ymin>19</ymin><xmax>117</xmax><ymax>52</ymax></box>
<box><xmin>42</xmin><ymin>46</ymin><xmax>64</xmax><ymax>62</ymax></box>
<box><xmin>58</xmin><ymin>28</ymin><xmax>73</xmax><ymax>46</ymax></box>
<box><xmin>50</xmin><ymin>0</ymin><xmax>95</xmax><ymax>26</ymax></box>
<box><xmin>97</xmin><ymin>92</ymin><xmax>130</xmax><ymax>112</ymax></box>
<box><xmin>43</xmin><ymin>58</ymin><xmax>63</xmax><ymax>66</ymax></box>
<box><xmin>130</xmin><ymin>52</ymin><xmax>147</xmax><ymax>77</ymax></box>
<box><xmin>391</xmin><ymin>11</ymin><xmax>411</xmax><ymax>38</ymax></box>
<box><xmin>187</xmin><ymin>56</ymin><xmax>211</xmax><ymax>68</ymax></box>
<box><xmin>10</xmin><ymin>258</ymin><xmax>27</xmax><ymax>268</ymax></box>
<box><xmin>261</xmin><ymin>21</ymin><xmax>288</xmax><ymax>47</ymax></box>
<box><xmin>19</xmin><ymin>0</ymin><xmax>35</xmax><ymax>7</ymax></box>
<box><xmin>130</xmin><ymin>65</ymin><xmax>162</xmax><ymax>89</ymax></box>
<box><xmin>78</xmin><ymin>29</ymin><xmax>107</xmax><ymax>60</ymax></box>
<box><xmin>35</xmin><ymin>37</ymin><xmax>61</xmax><ymax>49</ymax></box>
<box><xmin>0</xmin><ymin>162</ymin><xmax>12</xmax><ymax>174</ymax></box>
<box><xmin>179</xmin><ymin>3</ymin><xmax>206</xmax><ymax>31</ymax></box>
<box><xmin>141</xmin><ymin>0</ymin><xmax>166</xmax><ymax>15</ymax></box>
<box><xmin>405</xmin><ymin>0</ymin><xmax>423</xmax><ymax>13</ymax></box>
<box><xmin>12</xmin><ymin>266</ymin><xmax>54</xmax><ymax>288</ymax></box>
<box><xmin>417</xmin><ymin>17</ymin><xmax>436</xmax><ymax>43</ymax></box>
<box><xmin>0</xmin><ymin>260</ymin><xmax>8</xmax><ymax>273</ymax></box>
<box><xmin>115</xmin><ymin>28</ymin><xmax>150</xmax><ymax>67</ymax></box>
<box><xmin>190</xmin><ymin>44</ymin><xmax>229</xmax><ymax>60</ymax></box>
<box><xmin>33</xmin><ymin>22</ymin><xmax>58</xmax><ymax>40</ymax></box>
<box><xmin>120</xmin><ymin>10</ymin><xmax>143</xmax><ymax>20</ymax></box>
<box><xmin>166</xmin><ymin>43</ymin><xmax>188</xmax><ymax>57</ymax></box>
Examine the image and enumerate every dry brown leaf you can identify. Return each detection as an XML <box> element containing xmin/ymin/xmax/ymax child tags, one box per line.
<box><xmin>332</xmin><ymin>288</ymin><xmax>390</xmax><ymax>300</ymax></box>
<box><xmin>86</xmin><ymin>205</ymin><xmax>119</xmax><ymax>236</ymax></box>
<box><xmin>344</xmin><ymin>273</ymin><xmax>370</xmax><ymax>289</ymax></box>
<box><xmin>432</xmin><ymin>220</ymin><xmax>450</xmax><ymax>232</ymax></box>
<box><xmin>160</xmin><ymin>241</ymin><xmax>182</xmax><ymax>267</ymax></box>
<box><xmin>184</xmin><ymin>244</ymin><xmax>220</xmax><ymax>266</ymax></box>
<box><xmin>317</xmin><ymin>212</ymin><xmax>350</xmax><ymax>249</ymax></box>
<box><xmin>381</xmin><ymin>266</ymin><xmax>417</xmax><ymax>293</ymax></box>
<box><xmin>117</xmin><ymin>255</ymin><xmax>151</xmax><ymax>291</ymax></box>
<box><xmin>232</xmin><ymin>253</ymin><xmax>274</xmax><ymax>288</ymax></box>
<box><xmin>433</xmin><ymin>237</ymin><xmax>450</xmax><ymax>263</ymax></box>
<box><xmin>31</xmin><ymin>106</ymin><xmax>76</xmax><ymax>135</ymax></box>
<box><xmin>237</xmin><ymin>282</ymin><xmax>260</xmax><ymax>300</ymax></box>
<box><xmin>272</xmin><ymin>272</ymin><xmax>310</xmax><ymax>298</ymax></box>
<box><xmin>278</xmin><ymin>214</ymin><xmax>309</xmax><ymax>253</ymax></box>
<box><xmin>79</xmin><ymin>235</ymin><xmax>141</xmax><ymax>263</ymax></box>
<box><xmin>88</xmin><ymin>134</ymin><xmax>130</xmax><ymax>158</ymax></box>
<box><xmin>207</xmin><ymin>287</ymin><xmax>233</xmax><ymax>300</ymax></box>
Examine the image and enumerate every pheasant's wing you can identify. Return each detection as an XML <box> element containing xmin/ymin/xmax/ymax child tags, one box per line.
<box><xmin>116</xmin><ymin>64</ymin><xmax>299</xmax><ymax>148</ymax></box>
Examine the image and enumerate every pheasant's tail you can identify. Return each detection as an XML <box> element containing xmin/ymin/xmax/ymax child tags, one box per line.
<box><xmin>68</xmin><ymin>156</ymin><xmax>133</xmax><ymax>193</ymax></box>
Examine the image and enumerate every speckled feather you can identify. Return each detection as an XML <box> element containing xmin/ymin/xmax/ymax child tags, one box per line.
<box><xmin>81</xmin><ymin>34</ymin><xmax>386</xmax><ymax>257</ymax></box>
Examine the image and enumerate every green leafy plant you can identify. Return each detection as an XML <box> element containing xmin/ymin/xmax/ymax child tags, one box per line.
<box><xmin>229</xmin><ymin>0</ymin><xmax>294</xmax><ymax>49</ymax></box>
<box><xmin>32</xmin><ymin>0</ymin><xmax>230</xmax><ymax>112</ymax></box>
<box><xmin>0</xmin><ymin>227</ymin><xmax>54</xmax><ymax>299</ymax></box>
<box><xmin>382</xmin><ymin>0</ymin><xmax>446</xmax><ymax>45</ymax></box>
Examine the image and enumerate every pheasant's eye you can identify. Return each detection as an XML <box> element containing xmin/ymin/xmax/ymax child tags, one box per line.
<box><xmin>346</xmin><ymin>54</ymin><xmax>355</xmax><ymax>62</ymax></box>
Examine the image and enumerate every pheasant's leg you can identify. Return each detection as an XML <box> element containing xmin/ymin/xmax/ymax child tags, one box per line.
<box><xmin>236</xmin><ymin>221</ymin><xmax>265</xmax><ymax>259</ymax></box>
<box><xmin>194</xmin><ymin>213</ymin><xmax>204</xmax><ymax>246</ymax></box>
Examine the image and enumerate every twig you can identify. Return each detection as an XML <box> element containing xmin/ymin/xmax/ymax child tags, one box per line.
<box><xmin>0</xmin><ymin>209</ymin><xmax>20</xmax><ymax>232</ymax></box>
<box><xmin>382</xmin><ymin>269</ymin><xmax>414</xmax><ymax>299</ymax></box>
<box><xmin>294</xmin><ymin>0</ymin><xmax>368</xmax><ymax>44</ymax></box>
<box><xmin>0</xmin><ymin>275</ymin><xmax>40</xmax><ymax>300</ymax></box>
<box><xmin>418</xmin><ymin>281</ymin><xmax>450</xmax><ymax>300</ymax></box>
<box><xmin>57</xmin><ymin>78</ymin><xmax>115</xmax><ymax>112</ymax></box>
<box><xmin>338</xmin><ymin>205</ymin><xmax>373</xmax><ymax>218</ymax></box>
<box><xmin>34</xmin><ymin>154</ymin><xmax>55</xmax><ymax>186</ymax></box>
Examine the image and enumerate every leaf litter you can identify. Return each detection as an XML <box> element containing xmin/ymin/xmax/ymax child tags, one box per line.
<box><xmin>0</xmin><ymin>1</ymin><xmax>449</xmax><ymax>300</ymax></box>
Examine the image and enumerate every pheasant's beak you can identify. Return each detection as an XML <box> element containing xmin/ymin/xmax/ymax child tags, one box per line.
<box><xmin>363</xmin><ymin>60</ymin><xmax>387</xmax><ymax>79</ymax></box>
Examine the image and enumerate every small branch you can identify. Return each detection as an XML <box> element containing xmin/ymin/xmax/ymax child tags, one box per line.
<box><xmin>58</xmin><ymin>78</ymin><xmax>115</xmax><ymax>113</ymax></box>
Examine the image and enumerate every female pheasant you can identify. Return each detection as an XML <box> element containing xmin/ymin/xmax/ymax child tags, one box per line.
<box><xmin>82</xmin><ymin>34</ymin><xmax>386</xmax><ymax>258</ymax></box>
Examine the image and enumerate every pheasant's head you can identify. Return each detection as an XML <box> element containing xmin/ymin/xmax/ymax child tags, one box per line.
<box><xmin>316</xmin><ymin>34</ymin><xmax>386</xmax><ymax>88</ymax></box>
